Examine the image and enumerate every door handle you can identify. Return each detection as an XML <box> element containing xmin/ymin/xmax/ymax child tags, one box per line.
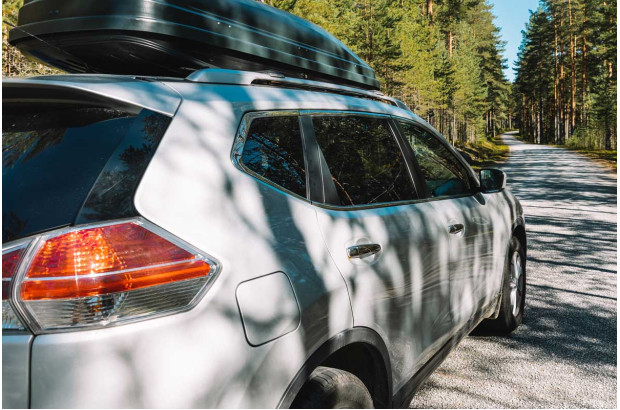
<box><xmin>347</xmin><ymin>243</ymin><xmax>382</xmax><ymax>259</ymax></box>
<box><xmin>449</xmin><ymin>223</ymin><xmax>464</xmax><ymax>235</ymax></box>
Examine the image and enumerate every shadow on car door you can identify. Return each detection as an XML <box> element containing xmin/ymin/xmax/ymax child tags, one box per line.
<box><xmin>303</xmin><ymin>112</ymin><xmax>454</xmax><ymax>392</ymax></box>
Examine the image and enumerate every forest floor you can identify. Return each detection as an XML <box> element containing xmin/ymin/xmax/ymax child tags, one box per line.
<box><xmin>455</xmin><ymin>137</ymin><xmax>509</xmax><ymax>170</ymax></box>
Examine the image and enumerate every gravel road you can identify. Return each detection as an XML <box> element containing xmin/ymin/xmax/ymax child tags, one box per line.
<box><xmin>410</xmin><ymin>133</ymin><xmax>617</xmax><ymax>408</ymax></box>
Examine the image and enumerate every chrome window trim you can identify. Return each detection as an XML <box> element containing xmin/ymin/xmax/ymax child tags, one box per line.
<box><xmin>231</xmin><ymin>110</ymin><xmax>312</xmax><ymax>203</ymax></box>
<box><xmin>300</xmin><ymin>110</ymin><xmax>392</xmax><ymax>118</ymax></box>
<box><xmin>313</xmin><ymin>197</ymin><xmax>427</xmax><ymax>212</ymax></box>
<box><xmin>311</xmin><ymin>192</ymin><xmax>477</xmax><ymax>212</ymax></box>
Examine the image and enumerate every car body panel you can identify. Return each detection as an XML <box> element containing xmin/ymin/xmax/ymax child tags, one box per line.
<box><xmin>133</xmin><ymin>91</ymin><xmax>353</xmax><ymax>407</ymax></box>
<box><xmin>314</xmin><ymin>202</ymin><xmax>453</xmax><ymax>392</ymax></box>
<box><xmin>428</xmin><ymin>194</ymin><xmax>498</xmax><ymax>328</ymax></box>
<box><xmin>2</xmin><ymin>333</ymin><xmax>32</xmax><ymax>409</ymax></box>
<box><xmin>29</xmin><ymin>300</ymin><xmax>310</xmax><ymax>408</ymax></box>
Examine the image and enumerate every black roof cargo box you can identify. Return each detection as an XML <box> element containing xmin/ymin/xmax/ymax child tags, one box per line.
<box><xmin>9</xmin><ymin>0</ymin><xmax>380</xmax><ymax>90</ymax></box>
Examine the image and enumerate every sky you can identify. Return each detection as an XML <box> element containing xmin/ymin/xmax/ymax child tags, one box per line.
<box><xmin>488</xmin><ymin>0</ymin><xmax>542</xmax><ymax>83</ymax></box>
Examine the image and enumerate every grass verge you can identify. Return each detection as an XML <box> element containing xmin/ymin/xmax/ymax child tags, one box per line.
<box><xmin>454</xmin><ymin>137</ymin><xmax>509</xmax><ymax>170</ymax></box>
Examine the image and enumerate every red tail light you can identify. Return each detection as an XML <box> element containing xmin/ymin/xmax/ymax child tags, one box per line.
<box><xmin>2</xmin><ymin>243</ymin><xmax>29</xmax><ymax>329</ymax></box>
<box><xmin>2</xmin><ymin>246</ymin><xmax>26</xmax><ymax>300</ymax></box>
<box><xmin>2</xmin><ymin>219</ymin><xmax>219</xmax><ymax>333</ymax></box>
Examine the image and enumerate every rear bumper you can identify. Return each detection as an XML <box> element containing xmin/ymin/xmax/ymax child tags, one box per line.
<box><xmin>2</xmin><ymin>332</ymin><xmax>32</xmax><ymax>409</ymax></box>
<box><xmin>14</xmin><ymin>299</ymin><xmax>305</xmax><ymax>408</ymax></box>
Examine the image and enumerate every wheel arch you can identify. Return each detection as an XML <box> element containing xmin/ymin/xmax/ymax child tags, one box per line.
<box><xmin>277</xmin><ymin>327</ymin><xmax>392</xmax><ymax>409</ymax></box>
<box><xmin>512</xmin><ymin>217</ymin><xmax>527</xmax><ymax>258</ymax></box>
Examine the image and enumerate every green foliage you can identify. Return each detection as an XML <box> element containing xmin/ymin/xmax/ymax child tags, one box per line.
<box><xmin>270</xmin><ymin>0</ymin><xmax>511</xmax><ymax>144</ymax></box>
<box><xmin>452</xmin><ymin>23</ymin><xmax>487</xmax><ymax>125</ymax></box>
<box><xmin>2</xmin><ymin>0</ymin><xmax>61</xmax><ymax>76</ymax></box>
<box><xmin>393</xmin><ymin>5</ymin><xmax>441</xmax><ymax>115</ymax></box>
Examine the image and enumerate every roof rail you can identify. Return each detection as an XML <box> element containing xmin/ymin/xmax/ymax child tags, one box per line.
<box><xmin>392</xmin><ymin>98</ymin><xmax>412</xmax><ymax>112</ymax></box>
<box><xmin>185</xmin><ymin>69</ymin><xmax>397</xmax><ymax>106</ymax></box>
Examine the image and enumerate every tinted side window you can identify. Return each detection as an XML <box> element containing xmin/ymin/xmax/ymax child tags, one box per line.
<box><xmin>398</xmin><ymin>121</ymin><xmax>471</xmax><ymax>198</ymax></box>
<box><xmin>241</xmin><ymin>116</ymin><xmax>307</xmax><ymax>198</ymax></box>
<box><xmin>312</xmin><ymin>115</ymin><xmax>417</xmax><ymax>206</ymax></box>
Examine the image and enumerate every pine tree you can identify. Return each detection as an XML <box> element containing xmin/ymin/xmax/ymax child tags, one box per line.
<box><xmin>514</xmin><ymin>7</ymin><xmax>554</xmax><ymax>144</ymax></box>
<box><xmin>514</xmin><ymin>0</ymin><xmax>616</xmax><ymax>149</ymax></box>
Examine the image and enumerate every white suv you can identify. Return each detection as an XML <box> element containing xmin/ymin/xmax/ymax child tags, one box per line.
<box><xmin>4</xmin><ymin>0</ymin><xmax>526</xmax><ymax>407</ymax></box>
<box><xmin>3</xmin><ymin>69</ymin><xmax>526</xmax><ymax>408</ymax></box>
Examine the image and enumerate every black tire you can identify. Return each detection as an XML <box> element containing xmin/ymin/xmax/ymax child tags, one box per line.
<box><xmin>291</xmin><ymin>366</ymin><xmax>374</xmax><ymax>409</ymax></box>
<box><xmin>480</xmin><ymin>236</ymin><xmax>526</xmax><ymax>334</ymax></box>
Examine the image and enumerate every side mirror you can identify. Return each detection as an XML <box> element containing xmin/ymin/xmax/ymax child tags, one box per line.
<box><xmin>479</xmin><ymin>168</ymin><xmax>506</xmax><ymax>193</ymax></box>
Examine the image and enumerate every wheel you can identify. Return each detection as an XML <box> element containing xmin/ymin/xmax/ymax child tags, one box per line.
<box><xmin>291</xmin><ymin>366</ymin><xmax>374</xmax><ymax>409</ymax></box>
<box><xmin>481</xmin><ymin>236</ymin><xmax>526</xmax><ymax>334</ymax></box>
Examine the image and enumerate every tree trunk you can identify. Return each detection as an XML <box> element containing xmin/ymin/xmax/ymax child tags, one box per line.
<box><xmin>451</xmin><ymin>110</ymin><xmax>456</xmax><ymax>144</ymax></box>
<box><xmin>427</xmin><ymin>0</ymin><xmax>433</xmax><ymax>25</ymax></box>
<box><xmin>553</xmin><ymin>5</ymin><xmax>561</xmax><ymax>144</ymax></box>
<box><xmin>604</xmin><ymin>116</ymin><xmax>612</xmax><ymax>150</ymax></box>
<box><xmin>531</xmin><ymin>99</ymin><xmax>536</xmax><ymax>143</ymax></box>
<box><xmin>538</xmin><ymin>97</ymin><xmax>543</xmax><ymax>144</ymax></box>
<box><xmin>581</xmin><ymin>6</ymin><xmax>587</xmax><ymax>125</ymax></box>
<box><xmin>568</xmin><ymin>0</ymin><xmax>577</xmax><ymax>133</ymax></box>
<box><xmin>559</xmin><ymin>6</ymin><xmax>566</xmax><ymax>145</ymax></box>
<box><xmin>564</xmin><ymin>106</ymin><xmax>570</xmax><ymax>143</ymax></box>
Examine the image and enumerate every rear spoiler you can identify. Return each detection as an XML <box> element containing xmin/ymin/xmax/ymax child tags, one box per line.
<box><xmin>2</xmin><ymin>76</ymin><xmax>181</xmax><ymax>116</ymax></box>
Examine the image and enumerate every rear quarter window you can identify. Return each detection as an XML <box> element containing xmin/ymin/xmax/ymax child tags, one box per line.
<box><xmin>240</xmin><ymin>115</ymin><xmax>307</xmax><ymax>198</ymax></box>
<box><xmin>2</xmin><ymin>106</ymin><xmax>170</xmax><ymax>243</ymax></box>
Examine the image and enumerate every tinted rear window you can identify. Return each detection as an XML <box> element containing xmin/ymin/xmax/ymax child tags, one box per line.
<box><xmin>241</xmin><ymin>116</ymin><xmax>307</xmax><ymax>198</ymax></box>
<box><xmin>2</xmin><ymin>107</ymin><xmax>167</xmax><ymax>243</ymax></box>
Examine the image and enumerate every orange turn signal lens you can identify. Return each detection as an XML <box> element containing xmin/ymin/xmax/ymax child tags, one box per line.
<box><xmin>20</xmin><ymin>222</ymin><xmax>211</xmax><ymax>301</ymax></box>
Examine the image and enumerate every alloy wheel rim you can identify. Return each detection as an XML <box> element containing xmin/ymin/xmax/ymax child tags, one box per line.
<box><xmin>509</xmin><ymin>251</ymin><xmax>524</xmax><ymax>317</ymax></box>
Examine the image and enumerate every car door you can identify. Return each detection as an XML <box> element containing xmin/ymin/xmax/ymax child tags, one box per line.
<box><xmin>303</xmin><ymin>112</ymin><xmax>453</xmax><ymax>392</ymax></box>
<box><xmin>395</xmin><ymin>119</ymin><xmax>497</xmax><ymax>330</ymax></box>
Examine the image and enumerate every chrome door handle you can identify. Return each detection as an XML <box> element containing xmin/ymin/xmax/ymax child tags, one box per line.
<box><xmin>347</xmin><ymin>243</ymin><xmax>382</xmax><ymax>259</ymax></box>
<box><xmin>449</xmin><ymin>223</ymin><xmax>464</xmax><ymax>235</ymax></box>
